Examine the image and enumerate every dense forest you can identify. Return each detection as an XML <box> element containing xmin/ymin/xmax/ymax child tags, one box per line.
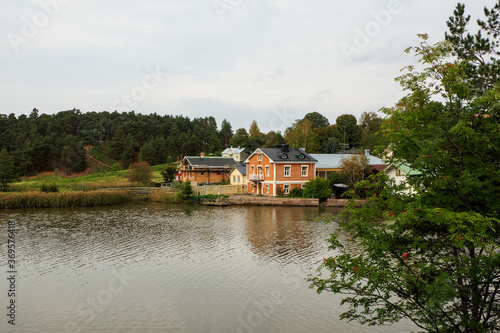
<box><xmin>0</xmin><ymin>108</ymin><xmax>383</xmax><ymax>176</ymax></box>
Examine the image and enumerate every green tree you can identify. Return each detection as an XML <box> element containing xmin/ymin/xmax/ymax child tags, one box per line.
<box><xmin>309</xmin><ymin>4</ymin><xmax>500</xmax><ymax>332</ymax></box>
<box><xmin>182</xmin><ymin>180</ymin><xmax>193</xmax><ymax>200</ymax></box>
<box><xmin>0</xmin><ymin>148</ymin><xmax>19</xmax><ymax>191</ymax></box>
<box><xmin>128</xmin><ymin>162</ymin><xmax>153</xmax><ymax>184</ymax></box>
<box><xmin>302</xmin><ymin>177</ymin><xmax>332</xmax><ymax>201</ymax></box>
<box><xmin>121</xmin><ymin>134</ymin><xmax>136</xmax><ymax>168</ymax></box>
<box><xmin>139</xmin><ymin>139</ymin><xmax>156</xmax><ymax>165</ymax></box>
<box><xmin>304</xmin><ymin>111</ymin><xmax>330</xmax><ymax>128</ymax></box>
<box><xmin>335</xmin><ymin>114</ymin><xmax>362</xmax><ymax>149</ymax></box>
<box><xmin>231</xmin><ymin>128</ymin><xmax>249</xmax><ymax>150</ymax></box>
<box><xmin>285</xmin><ymin>118</ymin><xmax>315</xmax><ymax>152</ymax></box>
<box><xmin>359</xmin><ymin>111</ymin><xmax>383</xmax><ymax>151</ymax></box>
<box><xmin>219</xmin><ymin>119</ymin><xmax>233</xmax><ymax>148</ymax></box>
<box><xmin>327</xmin><ymin>172</ymin><xmax>348</xmax><ymax>197</ymax></box>
<box><xmin>249</xmin><ymin>120</ymin><xmax>262</xmax><ymax>138</ymax></box>
<box><xmin>323</xmin><ymin>137</ymin><xmax>339</xmax><ymax>153</ymax></box>
<box><xmin>161</xmin><ymin>166</ymin><xmax>177</xmax><ymax>183</ymax></box>
<box><xmin>339</xmin><ymin>152</ymin><xmax>371</xmax><ymax>192</ymax></box>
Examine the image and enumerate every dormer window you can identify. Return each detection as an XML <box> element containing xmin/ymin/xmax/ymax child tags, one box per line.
<box><xmin>257</xmin><ymin>153</ymin><xmax>262</xmax><ymax>161</ymax></box>
<box><xmin>281</xmin><ymin>153</ymin><xmax>288</xmax><ymax>159</ymax></box>
<box><xmin>298</xmin><ymin>154</ymin><xmax>305</xmax><ymax>159</ymax></box>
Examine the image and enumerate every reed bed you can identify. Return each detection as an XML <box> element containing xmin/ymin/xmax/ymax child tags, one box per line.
<box><xmin>0</xmin><ymin>190</ymin><xmax>133</xmax><ymax>209</ymax></box>
<box><xmin>148</xmin><ymin>189</ymin><xmax>181</xmax><ymax>203</ymax></box>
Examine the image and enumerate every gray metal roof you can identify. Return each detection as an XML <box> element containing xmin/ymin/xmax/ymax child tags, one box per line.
<box><xmin>235</xmin><ymin>165</ymin><xmax>247</xmax><ymax>175</ymax></box>
<box><xmin>257</xmin><ymin>148</ymin><xmax>318</xmax><ymax>163</ymax></box>
<box><xmin>183</xmin><ymin>156</ymin><xmax>237</xmax><ymax>168</ymax></box>
<box><xmin>310</xmin><ymin>154</ymin><xmax>386</xmax><ymax>169</ymax></box>
<box><xmin>221</xmin><ymin>146</ymin><xmax>245</xmax><ymax>154</ymax></box>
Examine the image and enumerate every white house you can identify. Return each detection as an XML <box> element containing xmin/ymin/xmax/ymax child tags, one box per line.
<box><xmin>384</xmin><ymin>163</ymin><xmax>421</xmax><ymax>194</ymax></box>
<box><xmin>221</xmin><ymin>147</ymin><xmax>247</xmax><ymax>162</ymax></box>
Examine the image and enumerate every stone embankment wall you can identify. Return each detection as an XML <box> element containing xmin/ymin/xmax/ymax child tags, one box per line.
<box><xmin>229</xmin><ymin>195</ymin><xmax>319</xmax><ymax>206</ymax></box>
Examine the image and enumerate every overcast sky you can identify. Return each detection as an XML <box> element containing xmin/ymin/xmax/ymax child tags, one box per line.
<box><xmin>1</xmin><ymin>0</ymin><xmax>496</xmax><ymax>132</ymax></box>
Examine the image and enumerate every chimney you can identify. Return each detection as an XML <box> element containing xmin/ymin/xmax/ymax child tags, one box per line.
<box><xmin>365</xmin><ymin>149</ymin><xmax>370</xmax><ymax>156</ymax></box>
<box><xmin>200</xmin><ymin>152</ymin><xmax>205</xmax><ymax>158</ymax></box>
<box><xmin>281</xmin><ymin>144</ymin><xmax>289</xmax><ymax>152</ymax></box>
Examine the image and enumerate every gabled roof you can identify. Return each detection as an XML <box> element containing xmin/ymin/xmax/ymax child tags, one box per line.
<box><xmin>221</xmin><ymin>146</ymin><xmax>245</xmax><ymax>154</ymax></box>
<box><xmin>310</xmin><ymin>154</ymin><xmax>386</xmax><ymax>169</ymax></box>
<box><xmin>230</xmin><ymin>165</ymin><xmax>247</xmax><ymax>176</ymax></box>
<box><xmin>182</xmin><ymin>156</ymin><xmax>237</xmax><ymax>169</ymax></box>
<box><xmin>371</xmin><ymin>164</ymin><xmax>389</xmax><ymax>172</ymax></box>
<box><xmin>384</xmin><ymin>163</ymin><xmax>421</xmax><ymax>176</ymax></box>
<box><xmin>245</xmin><ymin>148</ymin><xmax>317</xmax><ymax>163</ymax></box>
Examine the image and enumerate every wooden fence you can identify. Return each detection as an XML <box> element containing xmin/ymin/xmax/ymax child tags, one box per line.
<box><xmin>193</xmin><ymin>185</ymin><xmax>247</xmax><ymax>196</ymax></box>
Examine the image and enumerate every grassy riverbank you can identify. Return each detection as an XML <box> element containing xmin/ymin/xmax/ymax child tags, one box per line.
<box><xmin>8</xmin><ymin>164</ymin><xmax>171</xmax><ymax>192</ymax></box>
<box><xmin>0</xmin><ymin>190</ymin><xmax>134</xmax><ymax>209</ymax></box>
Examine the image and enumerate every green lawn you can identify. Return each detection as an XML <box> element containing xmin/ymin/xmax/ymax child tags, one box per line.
<box><xmin>9</xmin><ymin>163</ymin><xmax>176</xmax><ymax>192</ymax></box>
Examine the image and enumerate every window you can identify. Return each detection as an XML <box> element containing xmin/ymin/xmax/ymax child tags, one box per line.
<box><xmin>237</xmin><ymin>176</ymin><xmax>241</xmax><ymax>183</ymax></box>
<box><xmin>233</xmin><ymin>176</ymin><xmax>236</xmax><ymax>183</ymax></box>
<box><xmin>299</xmin><ymin>154</ymin><xmax>305</xmax><ymax>159</ymax></box>
<box><xmin>258</xmin><ymin>166</ymin><xmax>263</xmax><ymax>175</ymax></box>
<box><xmin>284</xmin><ymin>165</ymin><xmax>291</xmax><ymax>177</ymax></box>
<box><xmin>396</xmin><ymin>168</ymin><xmax>402</xmax><ymax>176</ymax></box>
<box><xmin>200</xmin><ymin>172</ymin><xmax>204</xmax><ymax>175</ymax></box>
<box><xmin>281</xmin><ymin>153</ymin><xmax>288</xmax><ymax>159</ymax></box>
<box><xmin>265</xmin><ymin>166</ymin><xmax>269</xmax><ymax>177</ymax></box>
<box><xmin>266</xmin><ymin>184</ymin><xmax>269</xmax><ymax>194</ymax></box>
<box><xmin>301</xmin><ymin>184</ymin><xmax>306</xmax><ymax>189</ymax></box>
<box><xmin>284</xmin><ymin>184</ymin><xmax>290</xmax><ymax>195</ymax></box>
<box><xmin>301</xmin><ymin>165</ymin><xmax>308</xmax><ymax>177</ymax></box>
<box><xmin>251</xmin><ymin>166</ymin><xmax>255</xmax><ymax>174</ymax></box>
<box><xmin>257</xmin><ymin>153</ymin><xmax>263</xmax><ymax>161</ymax></box>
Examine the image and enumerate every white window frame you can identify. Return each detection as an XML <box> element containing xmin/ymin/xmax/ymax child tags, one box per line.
<box><xmin>233</xmin><ymin>176</ymin><xmax>236</xmax><ymax>183</ymax></box>
<box><xmin>301</xmin><ymin>165</ymin><xmax>308</xmax><ymax>177</ymax></box>
<box><xmin>251</xmin><ymin>165</ymin><xmax>255</xmax><ymax>174</ymax></box>
<box><xmin>237</xmin><ymin>176</ymin><xmax>241</xmax><ymax>183</ymax></box>
<box><xmin>258</xmin><ymin>166</ymin><xmax>263</xmax><ymax>175</ymax></box>
<box><xmin>257</xmin><ymin>153</ymin><xmax>263</xmax><ymax>161</ymax></box>
<box><xmin>283</xmin><ymin>184</ymin><xmax>290</xmax><ymax>195</ymax></box>
<box><xmin>301</xmin><ymin>184</ymin><xmax>306</xmax><ymax>189</ymax></box>
<box><xmin>284</xmin><ymin>165</ymin><xmax>291</xmax><ymax>177</ymax></box>
<box><xmin>266</xmin><ymin>184</ymin><xmax>269</xmax><ymax>194</ymax></box>
<box><xmin>396</xmin><ymin>168</ymin><xmax>401</xmax><ymax>176</ymax></box>
<box><xmin>265</xmin><ymin>166</ymin><xmax>269</xmax><ymax>177</ymax></box>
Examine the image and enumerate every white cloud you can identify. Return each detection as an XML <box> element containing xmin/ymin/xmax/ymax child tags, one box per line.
<box><xmin>0</xmin><ymin>0</ymin><xmax>497</xmax><ymax>130</ymax></box>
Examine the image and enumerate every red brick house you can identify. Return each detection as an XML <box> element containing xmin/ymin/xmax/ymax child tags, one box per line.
<box><xmin>245</xmin><ymin>145</ymin><xmax>317</xmax><ymax>196</ymax></box>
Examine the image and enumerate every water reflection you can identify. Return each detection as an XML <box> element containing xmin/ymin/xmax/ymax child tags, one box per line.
<box><xmin>0</xmin><ymin>202</ymin><xmax>416</xmax><ymax>333</ymax></box>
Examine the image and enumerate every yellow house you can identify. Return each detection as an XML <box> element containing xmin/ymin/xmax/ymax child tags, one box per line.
<box><xmin>229</xmin><ymin>165</ymin><xmax>246</xmax><ymax>185</ymax></box>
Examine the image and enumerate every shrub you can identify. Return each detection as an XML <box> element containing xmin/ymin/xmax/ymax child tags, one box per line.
<box><xmin>288</xmin><ymin>188</ymin><xmax>303</xmax><ymax>198</ymax></box>
<box><xmin>303</xmin><ymin>177</ymin><xmax>332</xmax><ymax>201</ymax></box>
<box><xmin>111</xmin><ymin>163</ymin><xmax>121</xmax><ymax>172</ymax></box>
<box><xmin>128</xmin><ymin>162</ymin><xmax>153</xmax><ymax>184</ymax></box>
<box><xmin>40</xmin><ymin>183</ymin><xmax>59</xmax><ymax>193</ymax></box>
<box><xmin>181</xmin><ymin>181</ymin><xmax>193</xmax><ymax>200</ymax></box>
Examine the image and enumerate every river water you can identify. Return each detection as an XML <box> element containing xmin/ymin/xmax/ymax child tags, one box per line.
<box><xmin>0</xmin><ymin>202</ymin><xmax>416</xmax><ymax>333</ymax></box>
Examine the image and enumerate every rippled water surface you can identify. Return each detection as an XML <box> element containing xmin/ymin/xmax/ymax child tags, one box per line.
<box><xmin>0</xmin><ymin>202</ymin><xmax>416</xmax><ymax>332</ymax></box>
